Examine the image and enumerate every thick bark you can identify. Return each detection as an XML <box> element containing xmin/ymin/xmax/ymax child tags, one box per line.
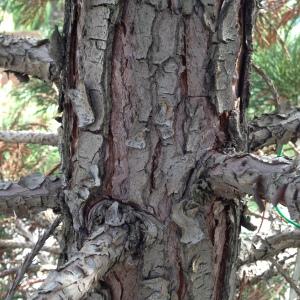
<box><xmin>0</xmin><ymin>130</ymin><xmax>58</xmax><ymax>146</ymax></box>
<box><xmin>248</xmin><ymin>108</ymin><xmax>300</xmax><ymax>151</ymax></box>
<box><xmin>0</xmin><ymin>174</ymin><xmax>61</xmax><ymax>216</ymax></box>
<box><xmin>0</xmin><ymin>34</ymin><xmax>59</xmax><ymax>81</ymax></box>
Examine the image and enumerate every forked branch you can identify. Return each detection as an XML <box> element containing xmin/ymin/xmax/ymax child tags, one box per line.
<box><xmin>239</xmin><ymin>232</ymin><xmax>300</xmax><ymax>266</ymax></box>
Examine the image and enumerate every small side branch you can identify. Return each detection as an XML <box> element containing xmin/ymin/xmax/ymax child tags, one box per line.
<box><xmin>239</xmin><ymin>232</ymin><xmax>300</xmax><ymax>266</ymax></box>
<box><xmin>0</xmin><ymin>239</ymin><xmax>60</xmax><ymax>254</ymax></box>
<box><xmin>5</xmin><ymin>216</ymin><xmax>62</xmax><ymax>300</ymax></box>
<box><xmin>205</xmin><ymin>152</ymin><xmax>300</xmax><ymax>219</ymax></box>
<box><xmin>0</xmin><ymin>34</ymin><xmax>58</xmax><ymax>81</ymax></box>
<box><xmin>269</xmin><ymin>258</ymin><xmax>300</xmax><ymax>297</ymax></box>
<box><xmin>248</xmin><ymin>108</ymin><xmax>300</xmax><ymax>151</ymax></box>
<box><xmin>251</xmin><ymin>63</ymin><xmax>280</xmax><ymax>110</ymax></box>
<box><xmin>0</xmin><ymin>130</ymin><xmax>58</xmax><ymax>146</ymax></box>
<box><xmin>0</xmin><ymin>174</ymin><xmax>61</xmax><ymax>216</ymax></box>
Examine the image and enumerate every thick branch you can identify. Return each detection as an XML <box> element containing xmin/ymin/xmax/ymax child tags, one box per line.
<box><xmin>0</xmin><ymin>239</ymin><xmax>60</xmax><ymax>254</ymax></box>
<box><xmin>0</xmin><ymin>34</ymin><xmax>58</xmax><ymax>81</ymax></box>
<box><xmin>0</xmin><ymin>130</ymin><xmax>58</xmax><ymax>146</ymax></box>
<box><xmin>31</xmin><ymin>200</ymin><xmax>147</xmax><ymax>299</ymax></box>
<box><xmin>0</xmin><ymin>174</ymin><xmax>61</xmax><ymax>216</ymax></box>
<box><xmin>248</xmin><ymin>108</ymin><xmax>300</xmax><ymax>151</ymax></box>
<box><xmin>205</xmin><ymin>152</ymin><xmax>300</xmax><ymax>219</ymax></box>
<box><xmin>239</xmin><ymin>232</ymin><xmax>300</xmax><ymax>266</ymax></box>
<box><xmin>32</xmin><ymin>224</ymin><xmax>129</xmax><ymax>300</ymax></box>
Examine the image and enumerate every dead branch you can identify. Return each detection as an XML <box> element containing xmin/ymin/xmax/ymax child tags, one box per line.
<box><xmin>251</xmin><ymin>63</ymin><xmax>280</xmax><ymax>110</ymax></box>
<box><xmin>238</xmin><ymin>257</ymin><xmax>295</xmax><ymax>287</ymax></box>
<box><xmin>15</xmin><ymin>218</ymin><xmax>54</xmax><ymax>264</ymax></box>
<box><xmin>0</xmin><ymin>239</ymin><xmax>60</xmax><ymax>254</ymax></box>
<box><xmin>0</xmin><ymin>34</ymin><xmax>59</xmax><ymax>82</ymax></box>
<box><xmin>0</xmin><ymin>173</ymin><xmax>61</xmax><ymax>216</ymax></box>
<box><xmin>248</xmin><ymin>108</ymin><xmax>300</xmax><ymax>151</ymax></box>
<box><xmin>269</xmin><ymin>257</ymin><xmax>300</xmax><ymax>297</ymax></box>
<box><xmin>0</xmin><ymin>265</ymin><xmax>40</xmax><ymax>278</ymax></box>
<box><xmin>239</xmin><ymin>232</ymin><xmax>300</xmax><ymax>266</ymax></box>
<box><xmin>0</xmin><ymin>130</ymin><xmax>58</xmax><ymax>146</ymax></box>
<box><xmin>5</xmin><ymin>216</ymin><xmax>62</xmax><ymax>300</ymax></box>
<box><xmin>0</xmin><ymin>264</ymin><xmax>56</xmax><ymax>278</ymax></box>
<box><xmin>205</xmin><ymin>152</ymin><xmax>300</xmax><ymax>219</ymax></box>
<box><xmin>289</xmin><ymin>249</ymin><xmax>300</xmax><ymax>300</ymax></box>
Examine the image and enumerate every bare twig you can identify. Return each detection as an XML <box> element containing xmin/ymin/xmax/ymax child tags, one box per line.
<box><xmin>269</xmin><ymin>257</ymin><xmax>300</xmax><ymax>297</ymax></box>
<box><xmin>289</xmin><ymin>249</ymin><xmax>300</xmax><ymax>300</ymax></box>
<box><xmin>5</xmin><ymin>215</ymin><xmax>62</xmax><ymax>300</ymax></box>
<box><xmin>0</xmin><ymin>265</ymin><xmax>40</xmax><ymax>278</ymax></box>
<box><xmin>252</xmin><ymin>62</ymin><xmax>281</xmax><ymax>110</ymax></box>
<box><xmin>0</xmin><ymin>239</ymin><xmax>60</xmax><ymax>254</ymax></box>
<box><xmin>0</xmin><ymin>264</ymin><xmax>55</xmax><ymax>278</ymax></box>
<box><xmin>0</xmin><ymin>130</ymin><xmax>58</xmax><ymax>146</ymax></box>
<box><xmin>239</xmin><ymin>232</ymin><xmax>300</xmax><ymax>266</ymax></box>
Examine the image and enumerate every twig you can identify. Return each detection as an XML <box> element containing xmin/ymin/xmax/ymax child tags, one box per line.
<box><xmin>251</xmin><ymin>62</ymin><xmax>281</xmax><ymax>111</ymax></box>
<box><xmin>0</xmin><ymin>239</ymin><xmax>60</xmax><ymax>254</ymax></box>
<box><xmin>5</xmin><ymin>215</ymin><xmax>62</xmax><ymax>300</ymax></box>
<box><xmin>289</xmin><ymin>248</ymin><xmax>300</xmax><ymax>300</ymax></box>
<box><xmin>0</xmin><ymin>264</ymin><xmax>55</xmax><ymax>278</ymax></box>
<box><xmin>269</xmin><ymin>257</ymin><xmax>300</xmax><ymax>297</ymax></box>
<box><xmin>288</xmin><ymin>141</ymin><xmax>300</xmax><ymax>155</ymax></box>
<box><xmin>46</xmin><ymin>163</ymin><xmax>61</xmax><ymax>176</ymax></box>
<box><xmin>0</xmin><ymin>265</ymin><xmax>40</xmax><ymax>278</ymax></box>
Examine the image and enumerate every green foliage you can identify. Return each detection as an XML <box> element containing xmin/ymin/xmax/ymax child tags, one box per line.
<box><xmin>0</xmin><ymin>79</ymin><xmax>60</xmax><ymax>180</ymax></box>
<box><xmin>0</xmin><ymin>0</ymin><xmax>64</xmax><ymax>35</ymax></box>
<box><xmin>249</xmin><ymin>33</ymin><xmax>300</xmax><ymax>118</ymax></box>
<box><xmin>0</xmin><ymin>0</ymin><xmax>64</xmax><ymax>180</ymax></box>
<box><xmin>241</xmin><ymin>275</ymin><xmax>289</xmax><ymax>300</ymax></box>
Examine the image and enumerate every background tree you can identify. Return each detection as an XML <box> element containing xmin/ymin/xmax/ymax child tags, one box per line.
<box><xmin>1</xmin><ymin>0</ymin><xmax>300</xmax><ymax>299</ymax></box>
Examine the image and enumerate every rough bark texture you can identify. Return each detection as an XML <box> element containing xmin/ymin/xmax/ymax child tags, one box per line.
<box><xmin>205</xmin><ymin>152</ymin><xmax>300</xmax><ymax>219</ymax></box>
<box><xmin>0</xmin><ymin>34</ymin><xmax>59</xmax><ymax>81</ymax></box>
<box><xmin>49</xmin><ymin>0</ymin><xmax>256</xmax><ymax>299</ymax></box>
<box><xmin>0</xmin><ymin>174</ymin><xmax>61</xmax><ymax>216</ymax></box>
<box><xmin>248</xmin><ymin>108</ymin><xmax>300</xmax><ymax>151</ymax></box>
<box><xmin>0</xmin><ymin>130</ymin><xmax>58</xmax><ymax>146</ymax></box>
<box><xmin>32</xmin><ymin>201</ymin><xmax>133</xmax><ymax>300</ymax></box>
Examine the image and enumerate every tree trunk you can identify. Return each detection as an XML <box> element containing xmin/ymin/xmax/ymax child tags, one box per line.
<box><xmin>39</xmin><ymin>0</ymin><xmax>255</xmax><ymax>299</ymax></box>
<box><xmin>4</xmin><ymin>0</ymin><xmax>300</xmax><ymax>297</ymax></box>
